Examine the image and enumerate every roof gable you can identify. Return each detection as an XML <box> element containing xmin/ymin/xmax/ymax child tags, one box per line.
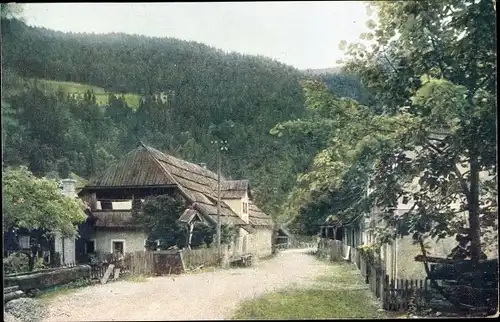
<box><xmin>87</xmin><ymin>146</ymin><xmax>176</xmax><ymax>187</ymax></box>
<box><xmin>84</xmin><ymin>143</ymin><xmax>248</xmax><ymax>227</ymax></box>
<box><xmin>248</xmin><ymin>202</ymin><xmax>274</xmax><ymax>227</ymax></box>
<box><xmin>221</xmin><ymin>180</ymin><xmax>251</xmax><ymax>199</ymax></box>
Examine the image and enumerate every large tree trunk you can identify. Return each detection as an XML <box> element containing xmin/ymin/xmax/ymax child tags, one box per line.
<box><xmin>468</xmin><ymin>153</ymin><xmax>482</xmax><ymax>261</ymax></box>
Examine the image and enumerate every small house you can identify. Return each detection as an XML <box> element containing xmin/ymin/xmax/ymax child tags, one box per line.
<box><xmin>275</xmin><ymin>226</ymin><xmax>293</xmax><ymax>249</ymax></box>
<box><xmin>76</xmin><ymin>143</ymin><xmax>274</xmax><ymax>259</ymax></box>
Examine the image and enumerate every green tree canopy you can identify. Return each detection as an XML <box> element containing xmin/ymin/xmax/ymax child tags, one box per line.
<box><xmin>2</xmin><ymin>166</ymin><xmax>87</xmax><ymax>237</ymax></box>
<box><xmin>342</xmin><ymin>0</ymin><xmax>497</xmax><ymax>260</ymax></box>
<box><xmin>275</xmin><ymin>0</ymin><xmax>497</xmax><ymax>263</ymax></box>
<box><xmin>132</xmin><ymin>194</ymin><xmax>187</xmax><ymax>249</ymax></box>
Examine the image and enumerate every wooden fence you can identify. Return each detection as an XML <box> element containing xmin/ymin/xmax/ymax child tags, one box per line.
<box><xmin>319</xmin><ymin>238</ymin><xmax>433</xmax><ymax>312</ymax></box>
<box><xmin>90</xmin><ymin>263</ymin><xmax>110</xmax><ymax>280</ymax></box>
<box><xmin>91</xmin><ymin>251</ymin><xmax>155</xmax><ymax>278</ymax></box>
<box><xmin>92</xmin><ymin>248</ymin><xmax>222</xmax><ymax>278</ymax></box>
<box><xmin>124</xmin><ymin>251</ymin><xmax>155</xmax><ymax>276</ymax></box>
<box><xmin>182</xmin><ymin>247</ymin><xmax>220</xmax><ymax>269</ymax></box>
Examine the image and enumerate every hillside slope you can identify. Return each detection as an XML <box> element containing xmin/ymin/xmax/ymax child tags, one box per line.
<box><xmin>1</xmin><ymin>18</ymin><xmax>368</xmax><ymax>220</ymax></box>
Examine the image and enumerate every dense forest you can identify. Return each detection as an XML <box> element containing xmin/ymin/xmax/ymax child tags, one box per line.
<box><xmin>1</xmin><ymin>17</ymin><xmax>368</xmax><ymax>223</ymax></box>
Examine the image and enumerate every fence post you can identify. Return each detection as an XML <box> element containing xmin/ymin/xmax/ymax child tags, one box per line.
<box><xmin>365</xmin><ymin>257</ymin><xmax>369</xmax><ymax>284</ymax></box>
<box><xmin>418</xmin><ymin>279</ymin><xmax>423</xmax><ymax>310</ymax></box>
<box><xmin>390</xmin><ymin>276</ymin><xmax>395</xmax><ymax>311</ymax></box>
<box><xmin>383</xmin><ymin>274</ymin><xmax>389</xmax><ymax>310</ymax></box>
<box><xmin>396</xmin><ymin>279</ymin><xmax>400</xmax><ymax>311</ymax></box>
<box><xmin>404</xmin><ymin>279</ymin><xmax>409</xmax><ymax>311</ymax></box>
<box><xmin>409</xmin><ymin>280</ymin><xmax>415</xmax><ymax>311</ymax></box>
<box><xmin>424</xmin><ymin>278</ymin><xmax>428</xmax><ymax>309</ymax></box>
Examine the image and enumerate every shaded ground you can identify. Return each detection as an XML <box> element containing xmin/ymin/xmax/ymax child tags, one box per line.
<box><xmin>43</xmin><ymin>249</ymin><xmax>338</xmax><ymax>321</ymax></box>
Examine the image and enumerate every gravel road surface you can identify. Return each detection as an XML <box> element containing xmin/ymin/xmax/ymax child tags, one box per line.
<box><xmin>43</xmin><ymin>248</ymin><xmax>327</xmax><ymax>321</ymax></box>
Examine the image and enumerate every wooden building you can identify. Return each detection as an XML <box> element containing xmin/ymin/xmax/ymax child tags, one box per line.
<box><xmin>275</xmin><ymin>226</ymin><xmax>293</xmax><ymax>249</ymax></box>
<box><xmin>77</xmin><ymin>143</ymin><xmax>274</xmax><ymax>259</ymax></box>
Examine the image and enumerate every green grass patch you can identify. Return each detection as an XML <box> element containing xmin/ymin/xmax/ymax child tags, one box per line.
<box><xmin>123</xmin><ymin>274</ymin><xmax>149</xmax><ymax>283</ymax></box>
<box><xmin>233</xmin><ymin>288</ymin><xmax>387</xmax><ymax>320</ymax></box>
<box><xmin>38</xmin><ymin>278</ymin><xmax>93</xmax><ymax>302</ymax></box>
<box><xmin>314</xmin><ymin>262</ymin><xmax>365</xmax><ymax>285</ymax></box>
<box><xmin>33</xmin><ymin>78</ymin><xmax>141</xmax><ymax>109</ymax></box>
<box><xmin>122</xmin><ymin>93</ymin><xmax>141</xmax><ymax>109</ymax></box>
<box><xmin>35</xmin><ymin>79</ymin><xmax>107</xmax><ymax>94</ymax></box>
<box><xmin>232</xmin><ymin>259</ymin><xmax>391</xmax><ymax>320</ymax></box>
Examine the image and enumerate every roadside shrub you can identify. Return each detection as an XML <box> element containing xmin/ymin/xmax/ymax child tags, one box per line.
<box><xmin>88</xmin><ymin>253</ymin><xmax>99</xmax><ymax>265</ymax></box>
<box><xmin>69</xmin><ymin>278</ymin><xmax>92</xmax><ymax>288</ymax></box>
<box><xmin>33</xmin><ymin>258</ymin><xmax>47</xmax><ymax>271</ymax></box>
<box><xmin>3</xmin><ymin>252</ymin><xmax>30</xmax><ymax>274</ymax></box>
<box><xmin>190</xmin><ymin>222</ymin><xmax>215</xmax><ymax>248</ymax></box>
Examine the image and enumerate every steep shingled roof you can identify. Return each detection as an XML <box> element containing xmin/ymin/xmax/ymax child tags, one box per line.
<box><xmin>220</xmin><ymin>180</ymin><xmax>251</xmax><ymax>199</ymax></box>
<box><xmin>83</xmin><ymin>143</ymin><xmax>248</xmax><ymax>227</ymax></box>
<box><xmin>248</xmin><ymin>202</ymin><xmax>274</xmax><ymax>227</ymax></box>
<box><xmin>86</xmin><ymin>146</ymin><xmax>177</xmax><ymax>187</ymax></box>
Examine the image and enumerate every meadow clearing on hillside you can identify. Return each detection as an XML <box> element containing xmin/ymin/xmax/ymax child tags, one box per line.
<box><xmin>34</xmin><ymin>79</ymin><xmax>141</xmax><ymax>109</ymax></box>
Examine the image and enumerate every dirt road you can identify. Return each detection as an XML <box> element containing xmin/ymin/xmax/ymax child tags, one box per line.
<box><xmin>43</xmin><ymin>248</ymin><xmax>330</xmax><ymax>321</ymax></box>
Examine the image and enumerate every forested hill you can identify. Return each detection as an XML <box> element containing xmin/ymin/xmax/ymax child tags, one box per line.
<box><xmin>1</xmin><ymin>18</ymin><xmax>367</xmax><ymax>221</ymax></box>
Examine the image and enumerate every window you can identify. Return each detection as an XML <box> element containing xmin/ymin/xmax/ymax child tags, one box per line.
<box><xmin>18</xmin><ymin>235</ymin><xmax>30</xmax><ymax>249</ymax></box>
<box><xmin>111</xmin><ymin>240</ymin><xmax>125</xmax><ymax>254</ymax></box>
<box><xmin>100</xmin><ymin>201</ymin><xmax>113</xmax><ymax>210</ymax></box>
<box><xmin>85</xmin><ymin>240</ymin><xmax>96</xmax><ymax>254</ymax></box>
<box><xmin>112</xmin><ymin>200</ymin><xmax>133</xmax><ymax>210</ymax></box>
<box><xmin>242</xmin><ymin>202</ymin><xmax>248</xmax><ymax>214</ymax></box>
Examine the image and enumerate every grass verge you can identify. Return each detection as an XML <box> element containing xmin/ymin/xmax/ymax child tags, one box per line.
<box><xmin>232</xmin><ymin>259</ymin><xmax>391</xmax><ymax>320</ymax></box>
<box><xmin>123</xmin><ymin>274</ymin><xmax>149</xmax><ymax>283</ymax></box>
<box><xmin>37</xmin><ymin>278</ymin><xmax>93</xmax><ymax>302</ymax></box>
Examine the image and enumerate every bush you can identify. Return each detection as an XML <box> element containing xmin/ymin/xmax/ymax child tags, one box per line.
<box><xmin>190</xmin><ymin>222</ymin><xmax>215</xmax><ymax>248</ymax></box>
<box><xmin>88</xmin><ymin>253</ymin><xmax>100</xmax><ymax>265</ymax></box>
<box><xmin>33</xmin><ymin>258</ymin><xmax>47</xmax><ymax>271</ymax></box>
<box><xmin>3</xmin><ymin>252</ymin><xmax>30</xmax><ymax>275</ymax></box>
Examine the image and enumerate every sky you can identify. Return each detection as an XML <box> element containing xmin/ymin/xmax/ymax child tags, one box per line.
<box><xmin>23</xmin><ymin>2</ymin><xmax>372</xmax><ymax>70</ymax></box>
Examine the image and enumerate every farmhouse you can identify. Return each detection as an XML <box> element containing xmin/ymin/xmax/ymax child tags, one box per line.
<box><xmin>76</xmin><ymin>142</ymin><xmax>274</xmax><ymax>261</ymax></box>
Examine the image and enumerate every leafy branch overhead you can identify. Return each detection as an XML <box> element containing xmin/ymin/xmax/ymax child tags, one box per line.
<box><xmin>273</xmin><ymin>0</ymin><xmax>497</xmax><ymax>260</ymax></box>
<box><xmin>2</xmin><ymin>166</ymin><xmax>87</xmax><ymax>237</ymax></box>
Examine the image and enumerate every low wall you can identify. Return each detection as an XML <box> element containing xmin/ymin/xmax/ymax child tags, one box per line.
<box><xmin>4</xmin><ymin>265</ymin><xmax>91</xmax><ymax>292</ymax></box>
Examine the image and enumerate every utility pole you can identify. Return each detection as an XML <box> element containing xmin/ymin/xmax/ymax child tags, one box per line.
<box><xmin>211</xmin><ymin>139</ymin><xmax>228</xmax><ymax>263</ymax></box>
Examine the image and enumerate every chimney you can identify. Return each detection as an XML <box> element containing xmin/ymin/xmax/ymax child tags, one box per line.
<box><xmin>60</xmin><ymin>178</ymin><xmax>77</xmax><ymax>198</ymax></box>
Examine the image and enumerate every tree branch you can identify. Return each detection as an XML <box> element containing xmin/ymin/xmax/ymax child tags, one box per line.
<box><xmin>471</xmin><ymin>75</ymin><xmax>492</xmax><ymax>97</ymax></box>
<box><xmin>382</xmin><ymin>53</ymin><xmax>398</xmax><ymax>73</ymax></box>
<box><xmin>424</xmin><ymin>139</ymin><xmax>472</xmax><ymax>205</ymax></box>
